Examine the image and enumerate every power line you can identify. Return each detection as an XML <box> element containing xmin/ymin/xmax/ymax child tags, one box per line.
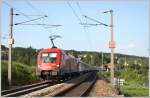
<box><xmin>76</xmin><ymin>1</ymin><xmax>84</xmax><ymax>16</ymax></box>
<box><xmin>76</xmin><ymin>2</ymin><xmax>94</xmax><ymax>28</ymax></box>
<box><xmin>83</xmin><ymin>15</ymin><xmax>109</xmax><ymax>26</ymax></box>
<box><xmin>18</xmin><ymin>14</ymin><xmax>46</xmax><ymax>16</ymax></box>
<box><xmin>66</xmin><ymin>1</ymin><xmax>82</xmax><ymax>23</ymax></box>
<box><xmin>67</xmin><ymin>1</ymin><xmax>93</xmax><ymax>50</ymax></box>
<box><xmin>2</xmin><ymin>1</ymin><xmax>52</xmax><ymax>34</ymax></box>
<box><xmin>67</xmin><ymin>1</ymin><xmax>93</xmax><ymax>51</ymax></box>
<box><xmin>75</xmin><ymin>2</ymin><xmax>93</xmax><ymax>51</ymax></box>
<box><xmin>17</xmin><ymin>24</ymin><xmax>61</xmax><ymax>26</ymax></box>
<box><xmin>14</xmin><ymin>16</ymin><xmax>47</xmax><ymax>25</ymax></box>
<box><xmin>25</xmin><ymin>0</ymin><xmax>54</xmax><ymax>24</ymax></box>
<box><xmin>3</xmin><ymin>1</ymin><xmax>31</xmax><ymax>17</ymax></box>
<box><xmin>25</xmin><ymin>0</ymin><xmax>61</xmax><ymax>34</ymax></box>
<box><xmin>25</xmin><ymin>0</ymin><xmax>48</xmax><ymax>26</ymax></box>
<box><xmin>25</xmin><ymin>0</ymin><xmax>64</xmax><ymax>47</ymax></box>
<box><xmin>24</xmin><ymin>0</ymin><xmax>57</xmax><ymax>33</ymax></box>
<box><xmin>25</xmin><ymin>0</ymin><xmax>45</xmax><ymax>15</ymax></box>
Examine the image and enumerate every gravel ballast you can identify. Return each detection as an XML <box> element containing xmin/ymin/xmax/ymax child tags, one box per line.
<box><xmin>89</xmin><ymin>80</ymin><xmax>119</xmax><ymax>97</ymax></box>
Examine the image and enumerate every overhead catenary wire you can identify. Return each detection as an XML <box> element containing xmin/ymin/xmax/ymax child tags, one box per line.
<box><xmin>76</xmin><ymin>1</ymin><xmax>84</xmax><ymax>16</ymax></box>
<box><xmin>75</xmin><ymin>1</ymin><xmax>93</xmax><ymax>51</ymax></box>
<box><xmin>83</xmin><ymin>15</ymin><xmax>109</xmax><ymax>26</ymax></box>
<box><xmin>25</xmin><ymin>0</ymin><xmax>61</xmax><ymax>30</ymax></box>
<box><xmin>25</xmin><ymin>0</ymin><xmax>55</xmax><ymax>26</ymax></box>
<box><xmin>25</xmin><ymin>0</ymin><xmax>64</xmax><ymax>48</ymax></box>
<box><xmin>66</xmin><ymin>1</ymin><xmax>92</xmax><ymax>50</ymax></box>
<box><xmin>66</xmin><ymin>1</ymin><xmax>93</xmax><ymax>51</ymax></box>
<box><xmin>2</xmin><ymin>0</ymin><xmax>60</xmax><ymax>49</ymax></box>
<box><xmin>3</xmin><ymin>0</ymin><xmax>65</xmax><ymax>49</ymax></box>
<box><xmin>76</xmin><ymin>2</ymin><xmax>93</xmax><ymax>28</ymax></box>
<box><xmin>2</xmin><ymin>1</ymin><xmax>53</xmax><ymax>34</ymax></box>
<box><xmin>66</xmin><ymin>1</ymin><xmax>82</xmax><ymax>23</ymax></box>
<box><xmin>14</xmin><ymin>16</ymin><xmax>47</xmax><ymax>25</ymax></box>
<box><xmin>25</xmin><ymin>0</ymin><xmax>45</xmax><ymax>15</ymax></box>
<box><xmin>26</xmin><ymin>0</ymin><xmax>63</xmax><ymax>37</ymax></box>
<box><xmin>16</xmin><ymin>24</ymin><xmax>61</xmax><ymax>26</ymax></box>
<box><xmin>3</xmin><ymin>1</ymin><xmax>32</xmax><ymax>18</ymax></box>
<box><xmin>18</xmin><ymin>14</ymin><xmax>47</xmax><ymax>16</ymax></box>
<box><xmin>25</xmin><ymin>0</ymin><xmax>51</xmax><ymax>28</ymax></box>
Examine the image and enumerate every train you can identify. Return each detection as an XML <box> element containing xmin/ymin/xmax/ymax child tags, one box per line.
<box><xmin>36</xmin><ymin>47</ymin><xmax>98</xmax><ymax>80</ymax></box>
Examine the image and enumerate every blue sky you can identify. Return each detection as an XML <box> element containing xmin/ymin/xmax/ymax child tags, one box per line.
<box><xmin>1</xmin><ymin>0</ymin><xmax>149</xmax><ymax>57</ymax></box>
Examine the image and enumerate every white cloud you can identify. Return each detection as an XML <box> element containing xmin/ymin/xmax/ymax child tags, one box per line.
<box><xmin>117</xmin><ymin>42</ymin><xmax>136</xmax><ymax>49</ymax></box>
<box><xmin>126</xmin><ymin>43</ymin><xmax>135</xmax><ymax>49</ymax></box>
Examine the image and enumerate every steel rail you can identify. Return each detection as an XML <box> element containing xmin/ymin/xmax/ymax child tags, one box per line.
<box><xmin>1</xmin><ymin>80</ymin><xmax>52</xmax><ymax>97</ymax></box>
<box><xmin>54</xmin><ymin>72</ymin><xmax>97</xmax><ymax>97</ymax></box>
<box><xmin>79</xmin><ymin>72</ymin><xmax>97</xmax><ymax>96</ymax></box>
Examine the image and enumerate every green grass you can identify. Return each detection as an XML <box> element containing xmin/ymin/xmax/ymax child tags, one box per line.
<box><xmin>120</xmin><ymin>81</ymin><xmax>149</xmax><ymax>97</ymax></box>
<box><xmin>1</xmin><ymin>60</ymin><xmax>38</xmax><ymax>89</ymax></box>
<box><xmin>101</xmin><ymin>70</ymin><xmax>149</xmax><ymax>97</ymax></box>
<box><xmin>114</xmin><ymin>68</ymin><xmax>149</xmax><ymax>97</ymax></box>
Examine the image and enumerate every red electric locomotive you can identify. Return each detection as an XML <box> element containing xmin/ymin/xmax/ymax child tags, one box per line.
<box><xmin>36</xmin><ymin>47</ymin><xmax>79</xmax><ymax>80</ymax></box>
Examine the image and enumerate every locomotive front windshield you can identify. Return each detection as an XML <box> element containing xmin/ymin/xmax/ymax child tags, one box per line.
<box><xmin>41</xmin><ymin>53</ymin><xmax>57</xmax><ymax>63</ymax></box>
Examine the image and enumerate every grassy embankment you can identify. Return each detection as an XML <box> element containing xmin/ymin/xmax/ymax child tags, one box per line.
<box><xmin>120</xmin><ymin>81</ymin><xmax>148</xmax><ymax>97</ymax></box>
<box><xmin>102</xmin><ymin>69</ymin><xmax>149</xmax><ymax>97</ymax></box>
<box><xmin>1</xmin><ymin>60</ymin><xmax>38</xmax><ymax>90</ymax></box>
<box><xmin>119</xmin><ymin>69</ymin><xmax>149</xmax><ymax>97</ymax></box>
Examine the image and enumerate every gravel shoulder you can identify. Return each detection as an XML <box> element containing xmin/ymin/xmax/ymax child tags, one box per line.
<box><xmin>89</xmin><ymin>76</ymin><xmax>119</xmax><ymax>97</ymax></box>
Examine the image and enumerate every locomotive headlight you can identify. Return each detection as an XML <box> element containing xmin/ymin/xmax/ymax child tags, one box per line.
<box><xmin>57</xmin><ymin>64</ymin><xmax>60</xmax><ymax>67</ymax></box>
<box><xmin>38</xmin><ymin>65</ymin><xmax>41</xmax><ymax>67</ymax></box>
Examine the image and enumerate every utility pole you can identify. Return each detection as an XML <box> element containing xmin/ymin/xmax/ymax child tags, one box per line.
<box><xmin>110</xmin><ymin>9</ymin><xmax>115</xmax><ymax>86</ymax></box>
<box><xmin>8</xmin><ymin>8</ymin><xmax>14</xmax><ymax>86</ymax></box>
<box><xmin>101</xmin><ymin>52</ymin><xmax>104</xmax><ymax>78</ymax></box>
<box><xmin>90</xmin><ymin>55</ymin><xmax>93</xmax><ymax>65</ymax></box>
<box><xmin>101</xmin><ymin>52</ymin><xmax>103</xmax><ymax>71</ymax></box>
<box><xmin>104</xmin><ymin>9</ymin><xmax>115</xmax><ymax>86</ymax></box>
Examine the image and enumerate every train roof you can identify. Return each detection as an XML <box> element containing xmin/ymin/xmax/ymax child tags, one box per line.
<box><xmin>39</xmin><ymin>48</ymin><xmax>64</xmax><ymax>52</ymax></box>
<box><xmin>38</xmin><ymin>48</ymin><xmax>78</xmax><ymax>59</ymax></box>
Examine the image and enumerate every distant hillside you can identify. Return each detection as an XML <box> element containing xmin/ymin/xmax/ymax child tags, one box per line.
<box><xmin>1</xmin><ymin>45</ymin><xmax>148</xmax><ymax>67</ymax></box>
<box><xmin>66</xmin><ymin>49</ymin><xmax>148</xmax><ymax>68</ymax></box>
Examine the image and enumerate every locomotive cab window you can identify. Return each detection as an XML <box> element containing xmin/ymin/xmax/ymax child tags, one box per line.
<box><xmin>41</xmin><ymin>53</ymin><xmax>57</xmax><ymax>63</ymax></box>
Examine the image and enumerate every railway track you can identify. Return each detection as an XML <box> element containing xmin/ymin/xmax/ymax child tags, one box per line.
<box><xmin>12</xmin><ymin>72</ymin><xmax>97</xmax><ymax>97</ymax></box>
<box><xmin>54</xmin><ymin>72</ymin><xmax>97</xmax><ymax>97</ymax></box>
<box><xmin>1</xmin><ymin>80</ymin><xmax>54</xmax><ymax>97</ymax></box>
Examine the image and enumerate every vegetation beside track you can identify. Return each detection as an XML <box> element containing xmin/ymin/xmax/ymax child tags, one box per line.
<box><xmin>102</xmin><ymin>68</ymin><xmax>149</xmax><ymax>97</ymax></box>
<box><xmin>120</xmin><ymin>81</ymin><xmax>149</xmax><ymax>97</ymax></box>
<box><xmin>1</xmin><ymin>60</ymin><xmax>38</xmax><ymax>90</ymax></box>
